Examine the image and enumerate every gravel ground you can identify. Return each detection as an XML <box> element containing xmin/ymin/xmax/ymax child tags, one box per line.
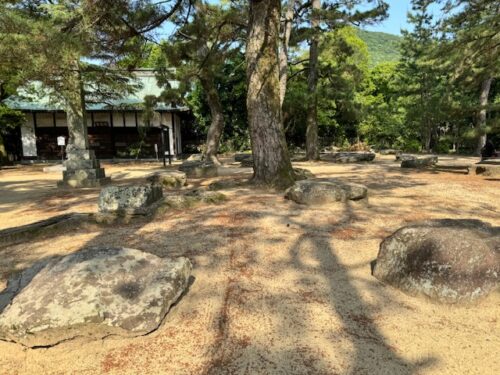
<box><xmin>0</xmin><ymin>155</ymin><xmax>498</xmax><ymax>375</ymax></box>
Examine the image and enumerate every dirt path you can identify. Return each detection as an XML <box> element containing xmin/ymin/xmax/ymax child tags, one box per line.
<box><xmin>0</xmin><ymin>156</ymin><xmax>498</xmax><ymax>374</ymax></box>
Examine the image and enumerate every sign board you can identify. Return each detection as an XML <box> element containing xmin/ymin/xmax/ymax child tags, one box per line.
<box><xmin>57</xmin><ymin>136</ymin><xmax>66</xmax><ymax>146</ymax></box>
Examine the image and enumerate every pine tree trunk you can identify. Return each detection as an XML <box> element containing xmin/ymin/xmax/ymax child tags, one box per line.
<box><xmin>200</xmin><ymin>74</ymin><xmax>224</xmax><ymax>166</ymax></box>
<box><xmin>475</xmin><ymin>77</ymin><xmax>493</xmax><ymax>156</ymax></box>
<box><xmin>64</xmin><ymin>62</ymin><xmax>89</xmax><ymax>157</ymax></box>
<box><xmin>305</xmin><ymin>0</ymin><xmax>320</xmax><ymax>161</ymax></box>
<box><xmin>279</xmin><ymin>0</ymin><xmax>295</xmax><ymax>107</ymax></box>
<box><xmin>246</xmin><ymin>0</ymin><xmax>294</xmax><ymax>188</ymax></box>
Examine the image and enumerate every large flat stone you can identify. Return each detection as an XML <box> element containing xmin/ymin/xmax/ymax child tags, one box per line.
<box><xmin>285</xmin><ymin>178</ymin><xmax>368</xmax><ymax>205</ymax></box>
<box><xmin>0</xmin><ymin>247</ymin><xmax>192</xmax><ymax>347</ymax></box>
<box><xmin>373</xmin><ymin>219</ymin><xmax>499</xmax><ymax>304</ymax></box>
<box><xmin>98</xmin><ymin>184</ymin><xmax>163</xmax><ymax>214</ymax></box>
<box><xmin>475</xmin><ymin>164</ymin><xmax>500</xmax><ymax>177</ymax></box>
<box><xmin>401</xmin><ymin>155</ymin><xmax>438</xmax><ymax>168</ymax></box>
<box><xmin>322</xmin><ymin>152</ymin><xmax>376</xmax><ymax>163</ymax></box>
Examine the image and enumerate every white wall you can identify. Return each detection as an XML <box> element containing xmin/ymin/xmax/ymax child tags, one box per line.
<box><xmin>21</xmin><ymin>115</ymin><xmax>37</xmax><ymax>157</ymax></box>
<box><xmin>160</xmin><ymin>112</ymin><xmax>175</xmax><ymax>156</ymax></box>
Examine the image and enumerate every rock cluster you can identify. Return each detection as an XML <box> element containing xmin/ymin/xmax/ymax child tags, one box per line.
<box><xmin>373</xmin><ymin>219</ymin><xmax>499</xmax><ymax>304</ymax></box>
<box><xmin>0</xmin><ymin>247</ymin><xmax>192</xmax><ymax>347</ymax></box>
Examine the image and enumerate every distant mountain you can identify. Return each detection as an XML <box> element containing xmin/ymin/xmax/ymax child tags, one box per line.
<box><xmin>357</xmin><ymin>30</ymin><xmax>402</xmax><ymax>67</ymax></box>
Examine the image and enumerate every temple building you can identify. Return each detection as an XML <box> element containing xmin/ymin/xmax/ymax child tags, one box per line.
<box><xmin>4</xmin><ymin>69</ymin><xmax>188</xmax><ymax>161</ymax></box>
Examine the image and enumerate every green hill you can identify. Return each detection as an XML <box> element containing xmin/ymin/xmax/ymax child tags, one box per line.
<box><xmin>357</xmin><ymin>30</ymin><xmax>401</xmax><ymax>67</ymax></box>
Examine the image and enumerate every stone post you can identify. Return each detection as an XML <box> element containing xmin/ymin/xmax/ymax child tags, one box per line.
<box><xmin>57</xmin><ymin>66</ymin><xmax>110</xmax><ymax>188</ymax></box>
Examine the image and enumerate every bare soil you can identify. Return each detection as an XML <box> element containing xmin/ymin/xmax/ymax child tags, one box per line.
<box><xmin>0</xmin><ymin>155</ymin><xmax>498</xmax><ymax>375</ymax></box>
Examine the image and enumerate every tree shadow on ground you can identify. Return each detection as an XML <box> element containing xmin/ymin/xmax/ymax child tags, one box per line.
<box><xmin>1</xmin><ymin>166</ymin><xmax>489</xmax><ymax>373</ymax></box>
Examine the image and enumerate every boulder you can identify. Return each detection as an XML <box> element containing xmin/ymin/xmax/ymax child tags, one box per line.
<box><xmin>98</xmin><ymin>184</ymin><xmax>163</xmax><ymax>214</ymax></box>
<box><xmin>373</xmin><ymin>219</ymin><xmax>499</xmax><ymax>304</ymax></box>
<box><xmin>0</xmin><ymin>247</ymin><xmax>192</xmax><ymax>347</ymax></box>
<box><xmin>234</xmin><ymin>153</ymin><xmax>253</xmax><ymax>162</ymax></box>
<box><xmin>400</xmin><ymin>155</ymin><xmax>438</xmax><ymax>168</ymax></box>
<box><xmin>379</xmin><ymin>149</ymin><xmax>401</xmax><ymax>155</ymax></box>
<box><xmin>322</xmin><ymin>152</ymin><xmax>376</xmax><ymax>163</ymax></box>
<box><xmin>395</xmin><ymin>153</ymin><xmax>416</xmax><ymax>161</ymax></box>
<box><xmin>147</xmin><ymin>171</ymin><xmax>187</xmax><ymax>188</ymax></box>
<box><xmin>475</xmin><ymin>164</ymin><xmax>500</xmax><ymax>177</ymax></box>
<box><xmin>285</xmin><ymin>178</ymin><xmax>368</xmax><ymax>205</ymax></box>
<box><xmin>293</xmin><ymin>168</ymin><xmax>315</xmax><ymax>181</ymax></box>
<box><xmin>179</xmin><ymin>161</ymin><xmax>218</xmax><ymax>178</ymax></box>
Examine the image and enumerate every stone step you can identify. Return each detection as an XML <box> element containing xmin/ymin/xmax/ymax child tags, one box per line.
<box><xmin>57</xmin><ymin>177</ymin><xmax>111</xmax><ymax>188</ymax></box>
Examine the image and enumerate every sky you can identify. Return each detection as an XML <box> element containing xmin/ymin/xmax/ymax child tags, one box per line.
<box><xmin>362</xmin><ymin>0</ymin><xmax>413</xmax><ymax>35</ymax></box>
<box><xmin>156</xmin><ymin>1</ymin><xmax>445</xmax><ymax>39</ymax></box>
<box><xmin>361</xmin><ymin>0</ymin><xmax>446</xmax><ymax>35</ymax></box>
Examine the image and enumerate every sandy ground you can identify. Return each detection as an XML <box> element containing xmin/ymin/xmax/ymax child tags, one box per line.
<box><xmin>0</xmin><ymin>155</ymin><xmax>498</xmax><ymax>375</ymax></box>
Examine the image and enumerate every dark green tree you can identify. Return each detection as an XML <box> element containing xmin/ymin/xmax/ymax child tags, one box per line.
<box><xmin>437</xmin><ymin>0</ymin><xmax>500</xmax><ymax>154</ymax></box>
<box><xmin>292</xmin><ymin>0</ymin><xmax>388</xmax><ymax>160</ymax></box>
<box><xmin>154</xmin><ymin>1</ymin><xmax>245</xmax><ymax>165</ymax></box>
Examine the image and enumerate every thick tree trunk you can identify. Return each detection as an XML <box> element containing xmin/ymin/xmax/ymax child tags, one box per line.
<box><xmin>279</xmin><ymin>0</ymin><xmax>295</xmax><ymax>107</ymax></box>
<box><xmin>64</xmin><ymin>63</ymin><xmax>89</xmax><ymax>157</ymax></box>
<box><xmin>475</xmin><ymin>77</ymin><xmax>493</xmax><ymax>156</ymax></box>
<box><xmin>246</xmin><ymin>0</ymin><xmax>294</xmax><ymax>188</ymax></box>
<box><xmin>199</xmin><ymin>74</ymin><xmax>224</xmax><ymax>166</ymax></box>
<box><xmin>305</xmin><ymin>0</ymin><xmax>320</xmax><ymax>161</ymax></box>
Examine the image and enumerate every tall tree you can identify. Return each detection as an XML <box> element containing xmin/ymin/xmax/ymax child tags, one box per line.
<box><xmin>246</xmin><ymin>0</ymin><xmax>294</xmax><ymax>188</ymax></box>
<box><xmin>294</xmin><ymin>0</ymin><xmax>388</xmax><ymax>160</ymax></box>
<box><xmin>437</xmin><ymin>0</ymin><xmax>500</xmax><ymax>154</ymax></box>
<box><xmin>155</xmin><ymin>1</ymin><xmax>244</xmax><ymax>165</ymax></box>
<box><xmin>399</xmin><ymin>0</ymin><xmax>447</xmax><ymax>152</ymax></box>
<box><xmin>279</xmin><ymin>0</ymin><xmax>298</xmax><ymax>107</ymax></box>
<box><xmin>305</xmin><ymin>0</ymin><xmax>321</xmax><ymax>160</ymax></box>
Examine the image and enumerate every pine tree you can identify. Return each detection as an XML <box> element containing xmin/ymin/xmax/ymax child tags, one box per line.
<box><xmin>246</xmin><ymin>0</ymin><xmax>295</xmax><ymax>188</ymax></box>
<box><xmin>437</xmin><ymin>0</ymin><xmax>500</xmax><ymax>154</ymax></box>
<box><xmin>154</xmin><ymin>1</ymin><xmax>245</xmax><ymax>165</ymax></box>
<box><xmin>293</xmin><ymin>0</ymin><xmax>388</xmax><ymax>160</ymax></box>
<box><xmin>399</xmin><ymin>0</ymin><xmax>448</xmax><ymax>152</ymax></box>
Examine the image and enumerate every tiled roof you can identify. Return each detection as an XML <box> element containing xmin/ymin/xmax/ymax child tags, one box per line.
<box><xmin>3</xmin><ymin>69</ymin><xmax>189</xmax><ymax>112</ymax></box>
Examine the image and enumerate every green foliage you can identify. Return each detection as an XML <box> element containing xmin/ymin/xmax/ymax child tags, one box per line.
<box><xmin>356</xmin><ymin>30</ymin><xmax>401</xmax><ymax>67</ymax></box>
<box><xmin>284</xmin><ymin>26</ymin><xmax>370</xmax><ymax>147</ymax></box>
<box><xmin>0</xmin><ymin>105</ymin><xmax>25</xmax><ymax>131</ymax></box>
<box><xmin>186</xmin><ymin>52</ymin><xmax>249</xmax><ymax>152</ymax></box>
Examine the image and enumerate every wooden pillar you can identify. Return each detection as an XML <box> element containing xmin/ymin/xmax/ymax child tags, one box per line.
<box><xmin>122</xmin><ymin>111</ymin><xmax>126</xmax><ymax>127</ymax></box>
<box><xmin>171</xmin><ymin>112</ymin><xmax>176</xmax><ymax>155</ymax></box>
<box><xmin>53</xmin><ymin>112</ymin><xmax>57</xmax><ymax>127</ymax></box>
<box><xmin>109</xmin><ymin>111</ymin><xmax>116</xmax><ymax>157</ymax></box>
